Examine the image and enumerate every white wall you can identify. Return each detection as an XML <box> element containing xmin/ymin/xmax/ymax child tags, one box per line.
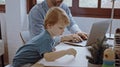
<box><xmin>5</xmin><ymin>0</ymin><xmax>27</xmax><ymax>63</ymax></box>
<box><xmin>73</xmin><ymin>17</ymin><xmax>120</xmax><ymax>34</ymax></box>
<box><xmin>64</xmin><ymin>17</ymin><xmax>120</xmax><ymax>35</ymax></box>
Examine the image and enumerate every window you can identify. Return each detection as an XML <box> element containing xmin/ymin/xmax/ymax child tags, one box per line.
<box><xmin>36</xmin><ymin>0</ymin><xmax>72</xmax><ymax>7</ymax></box>
<box><xmin>0</xmin><ymin>0</ymin><xmax>5</xmax><ymax>12</ymax></box>
<box><xmin>101</xmin><ymin>0</ymin><xmax>120</xmax><ymax>8</ymax></box>
<box><xmin>79</xmin><ymin>0</ymin><xmax>98</xmax><ymax>8</ymax></box>
<box><xmin>27</xmin><ymin>0</ymin><xmax>120</xmax><ymax>19</ymax></box>
<box><xmin>71</xmin><ymin>0</ymin><xmax>120</xmax><ymax>19</ymax></box>
<box><xmin>63</xmin><ymin>0</ymin><xmax>72</xmax><ymax>7</ymax></box>
<box><xmin>36</xmin><ymin>0</ymin><xmax>44</xmax><ymax>3</ymax></box>
<box><xmin>0</xmin><ymin>0</ymin><xmax>5</xmax><ymax>4</ymax></box>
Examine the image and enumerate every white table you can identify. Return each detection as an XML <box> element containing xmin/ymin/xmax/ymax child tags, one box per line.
<box><xmin>32</xmin><ymin>43</ymin><xmax>90</xmax><ymax>67</ymax></box>
<box><xmin>39</xmin><ymin>43</ymin><xmax>88</xmax><ymax>67</ymax></box>
<box><xmin>32</xmin><ymin>39</ymin><xmax>114</xmax><ymax>67</ymax></box>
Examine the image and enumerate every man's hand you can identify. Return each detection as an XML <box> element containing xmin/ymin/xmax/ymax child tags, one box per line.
<box><xmin>71</xmin><ymin>34</ymin><xmax>83</xmax><ymax>43</ymax></box>
<box><xmin>69</xmin><ymin>32</ymin><xmax>88</xmax><ymax>43</ymax></box>
<box><xmin>61</xmin><ymin>34</ymin><xmax>82</xmax><ymax>42</ymax></box>
<box><xmin>77</xmin><ymin>32</ymin><xmax>88</xmax><ymax>40</ymax></box>
<box><xmin>61</xmin><ymin>32</ymin><xmax>88</xmax><ymax>43</ymax></box>
<box><xmin>61</xmin><ymin>35</ymin><xmax>74</xmax><ymax>42</ymax></box>
<box><xmin>66</xmin><ymin>48</ymin><xmax>77</xmax><ymax>57</ymax></box>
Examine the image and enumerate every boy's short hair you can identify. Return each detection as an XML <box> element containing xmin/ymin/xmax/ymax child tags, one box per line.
<box><xmin>44</xmin><ymin>7</ymin><xmax>70</xmax><ymax>29</ymax></box>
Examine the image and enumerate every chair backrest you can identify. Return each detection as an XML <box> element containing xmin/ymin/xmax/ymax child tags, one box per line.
<box><xmin>20</xmin><ymin>31</ymin><xmax>30</xmax><ymax>44</ymax></box>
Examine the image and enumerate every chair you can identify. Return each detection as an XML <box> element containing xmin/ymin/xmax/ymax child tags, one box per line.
<box><xmin>5</xmin><ymin>64</ymin><xmax>11</xmax><ymax>67</ymax></box>
<box><xmin>20</xmin><ymin>31</ymin><xmax>30</xmax><ymax>44</ymax></box>
<box><xmin>5</xmin><ymin>31</ymin><xmax>31</xmax><ymax>67</ymax></box>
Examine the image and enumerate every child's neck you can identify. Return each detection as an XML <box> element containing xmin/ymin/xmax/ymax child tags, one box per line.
<box><xmin>46</xmin><ymin>29</ymin><xmax>54</xmax><ymax>38</ymax></box>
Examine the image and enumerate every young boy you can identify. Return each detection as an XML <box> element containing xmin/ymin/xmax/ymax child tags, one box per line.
<box><xmin>12</xmin><ymin>7</ymin><xmax>77</xmax><ymax>67</ymax></box>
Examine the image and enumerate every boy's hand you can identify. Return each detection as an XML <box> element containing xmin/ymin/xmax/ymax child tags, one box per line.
<box><xmin>66</xmin><ymin>48</ymin><xmax>77</xmax><ymax>57</ymax></box>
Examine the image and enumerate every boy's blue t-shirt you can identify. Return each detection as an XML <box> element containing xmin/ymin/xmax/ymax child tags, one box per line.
<box><xmin>12</xmin><ymin>30</ymin><xmax>55</xmax><ymax>67</ymax></box>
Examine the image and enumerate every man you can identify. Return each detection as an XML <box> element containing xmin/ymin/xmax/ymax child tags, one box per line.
<box><xmin>28</xmin><ymin>0</ymin><xmax>88</xmax><ymax>43</ymax></box>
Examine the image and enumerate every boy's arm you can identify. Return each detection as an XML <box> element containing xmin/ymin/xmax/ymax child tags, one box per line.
<box><xmin>44</xmin><ymin>48</ymin><xmax>77</xmax><ymax>62</ymax></box>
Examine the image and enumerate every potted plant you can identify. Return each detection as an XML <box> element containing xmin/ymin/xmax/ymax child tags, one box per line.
<box><xmin>86</xmin><ymin>37</ymin><xmax>110</xmax><ymax>67</ymax></box>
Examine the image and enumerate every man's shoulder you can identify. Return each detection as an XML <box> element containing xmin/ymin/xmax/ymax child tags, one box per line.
<box><xmin>61</xmin><ymin>3</ymin><xmax>69</xmax><ymax>8</ymax></box>
<box><xmin>60</xmin><ymin>3</ymin><xmax>69</xmax><ymax>11</ymax></box>
<box><xmin>31</xmin><ymin>3</ymin><xmax>43</xmax><ymax>11</ymax></box>
<box><xmin>30</xmin><ymin>1</ymin><xmax>46</xmax><ymax>11</ymax></box>
<box><xmin>28</xmin><ymin>3</ymin><xmax>45</xmax><ymax>16</ymax></box>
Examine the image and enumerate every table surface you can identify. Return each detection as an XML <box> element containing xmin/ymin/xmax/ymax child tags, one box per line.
<box><xmin>32</xmin><ymin>39</ymin><xmax>114</xmax><ymax>67</ymax></box>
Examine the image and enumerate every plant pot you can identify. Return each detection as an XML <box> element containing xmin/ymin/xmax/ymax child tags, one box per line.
<box><xmin>88</xmin><ymin>62</ymin><xmax>102</xmax><ymax>67</ymax></box>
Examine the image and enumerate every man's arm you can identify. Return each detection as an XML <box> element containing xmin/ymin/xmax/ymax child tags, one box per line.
<box><xmin>60</xmin><ymin>4</ymin><xmax>81</xmax><ymax>33</ymax></box>
<box><xmin>28</xmin><ymin>4</ymin><xmax>45</xmax><ymax>38</ymax></box>
<box><xmin>61</xmin><ymin>4</ymin><xmax>88</xmax><ymax>42</ymax></box>
<box><xmin>44</xmin><ymin>48</ymin><xmax>76</xmax><ymax>62</ymax></box>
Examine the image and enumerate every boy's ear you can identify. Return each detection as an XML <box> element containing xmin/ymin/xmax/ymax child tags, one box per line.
<box><xmin>46</xmin><ymin>24</ymin><xmax>52</xmax><ymax>29</ymax></box>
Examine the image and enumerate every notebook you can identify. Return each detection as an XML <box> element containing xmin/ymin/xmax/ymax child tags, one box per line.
<box><xmin>64</xmin><ymin>20</ymin><xmax>110</xmax><ymax>47</ymax></box>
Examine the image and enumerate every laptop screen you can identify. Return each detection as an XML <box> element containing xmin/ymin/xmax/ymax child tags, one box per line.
<box><xmin>86</xmin><ymin>20</ymin><xmax>110</xmax><ymax>46</ymax></box>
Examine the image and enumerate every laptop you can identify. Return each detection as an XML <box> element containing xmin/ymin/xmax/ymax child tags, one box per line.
<box><xmin>64</xmin><ymin>20</ymin><xmax>110</xmax><ymax>47</ymax></box>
